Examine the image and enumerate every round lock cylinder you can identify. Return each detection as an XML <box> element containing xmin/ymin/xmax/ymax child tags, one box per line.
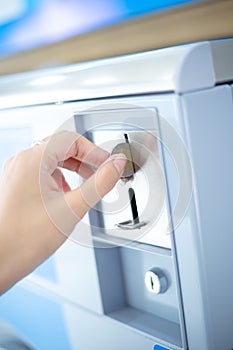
<box><xmin>145</xmin><ymin>269</ymin><xmax>168</xmax><ymax>294</ymax></box>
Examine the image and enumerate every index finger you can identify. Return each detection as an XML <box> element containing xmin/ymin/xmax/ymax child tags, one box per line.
<box><xmin>41</xmin><ymin>131</ymin><xmax>109</xmax><ymax>173</ymax></box>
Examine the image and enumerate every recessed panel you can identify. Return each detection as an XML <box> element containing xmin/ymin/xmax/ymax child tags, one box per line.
<box><xmin>75</xmin><ymin>107</ymin><xmax>171</xmax><ymax>249</ymax></box>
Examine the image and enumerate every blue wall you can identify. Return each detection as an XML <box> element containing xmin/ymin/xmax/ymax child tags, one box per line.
<box><xmin>0</xmin><ymin>285</ymin><xmax>71</xmax><ymax>350</ymax></box>
<box><xmin>0</xmin><ymin>0</ymin><xmax>200</xmax><ymax>57</ymax></box>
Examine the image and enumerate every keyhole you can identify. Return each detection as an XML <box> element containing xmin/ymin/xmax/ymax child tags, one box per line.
<box><xmin>150</xmin><ymin>276</ymin><xmax>154</xmax><ymax>290</ymax></box>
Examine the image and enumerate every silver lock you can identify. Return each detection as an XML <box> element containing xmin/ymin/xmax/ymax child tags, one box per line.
<box><xmin>144</xmin><ymin>269</ymin><xmax>168</xmax><ymax>294</ymax></box>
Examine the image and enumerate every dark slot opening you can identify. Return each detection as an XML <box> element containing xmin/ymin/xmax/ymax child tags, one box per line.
<box><xmin>150</xmin><ymin>276</ymin><xmax>154</xmax><ymax>290</ymax></box>
<box><xmin>128</xmin><ymin>187</ymin><xmax>139</xmax><ymax>224</ymax></box>
<box><xmin>124</xmin><ymin>133</ymin><xmax>129</xmax><ymax>143</ymax></box>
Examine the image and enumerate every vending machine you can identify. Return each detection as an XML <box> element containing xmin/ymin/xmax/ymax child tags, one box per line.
<box><xmin>0</xmin><ymin>39</ymin><xmax>233</xmax><ymax>350</ymax></box>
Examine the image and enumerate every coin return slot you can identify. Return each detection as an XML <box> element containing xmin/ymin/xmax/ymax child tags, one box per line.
<box><xmin>129</xmin><ymin>188</ymin><xmax>139</xmax><ymax>224</ymax></box>
<box><xmin>116</xmin><ymin>187</ymin><xmax>146</xmax><ymax>230</ymax></box>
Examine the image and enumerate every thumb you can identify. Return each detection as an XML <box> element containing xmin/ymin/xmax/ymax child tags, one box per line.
<box><xmin>65</xmin><ymin>154</ymin><xmax>127</xmax><ymax>220</ymax></box>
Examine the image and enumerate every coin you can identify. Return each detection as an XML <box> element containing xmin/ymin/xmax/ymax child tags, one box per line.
<box><xmin>111</xmin><ymin>142</ymin><xmax>134</xmax><ymax>180</ymax></box>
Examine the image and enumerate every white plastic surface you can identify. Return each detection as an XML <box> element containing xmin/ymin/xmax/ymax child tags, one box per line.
<box><xmin>0</xmin><ymin>39</ymin><xmax>232</xmax><ymax>110</ymax></box>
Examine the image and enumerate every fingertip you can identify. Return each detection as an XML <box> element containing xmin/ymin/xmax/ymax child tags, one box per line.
<box><xmin>64</xmin><ymin>153</ymin><xmax>127</xmax><ymax>221</ymax></box>
<box><xmin>93</xmin><ymin>154</ymin><xmax>126</xmax><ymax>198</ymax></box>
<box><xmin>111</xmin><ymin>153</ymin><xmax>127</xmax><ymax>176</ymax></box>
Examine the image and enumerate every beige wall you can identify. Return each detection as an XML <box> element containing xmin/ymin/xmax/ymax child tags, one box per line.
<box><xmin>0</xmin><ymin>0</ymin><xmax>232</xmax><ymax>76</ymax></box>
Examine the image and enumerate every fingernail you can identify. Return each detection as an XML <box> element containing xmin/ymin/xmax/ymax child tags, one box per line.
<box><xmin>113</xmin><ymin>153</ymin><xmax>127</xmax><ymax>175</ymax></box>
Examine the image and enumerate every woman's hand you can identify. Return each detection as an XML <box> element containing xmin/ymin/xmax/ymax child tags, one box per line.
<box><xmin>0</xmin><ymin>131</ymin><xmax>126</xmax><ymax>294</ymax></box>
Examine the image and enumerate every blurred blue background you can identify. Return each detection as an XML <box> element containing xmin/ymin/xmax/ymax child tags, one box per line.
<box><xmin>0</xmin><ymin>0</ymin><xmax>200</xmax><ymax>57</ymax></box>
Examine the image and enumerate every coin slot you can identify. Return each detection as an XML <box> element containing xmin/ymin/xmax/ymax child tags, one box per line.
<box><xmin>111</xmin><ymin>133</ymin><xmax>137</xmax><ymax>181</ymax></box>
<box><xmin>124</xmin><ymin>133</ymin><xmax>129</xmax><ymax>143</ymax></box>
<box><xmin>112</xmin><ymin>133</ymin><xmax>147</xmax><ymax>230</ymax></box>
<box><xmin>116</xmin><ymin>187</ymin><xmax>146</xmax><ymax>230</ymax></box>
<box><xmin>129</xmin><ymin>187</ymin><xmax>139</xmax><ymax>224</ymax></box>
<box><xmin>124</xmin><ymin>133</ymin><xmax>136</xmax><ymax>174</ymax></box>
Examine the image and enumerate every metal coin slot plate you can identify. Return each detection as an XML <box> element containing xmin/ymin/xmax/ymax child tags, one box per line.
<box><xmin>116</xmin><ymin>220</ymin><xmax>147</xmax><ymax>230</ymax></box>
<box><xmin>90</xmin><ymin>129</ymin><xmax>171</xmax><ymax>249</ymax></box>
<box><xmin>112</xmin><ymin>133</ymin><xmax>148</xmax><ymax>230</ymax></box>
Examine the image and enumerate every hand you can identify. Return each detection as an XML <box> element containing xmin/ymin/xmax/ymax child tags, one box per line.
<box><xmin>0</xmin><ymin>131</ymin><xmax>126</xmax><ymax>294</ymax></box>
